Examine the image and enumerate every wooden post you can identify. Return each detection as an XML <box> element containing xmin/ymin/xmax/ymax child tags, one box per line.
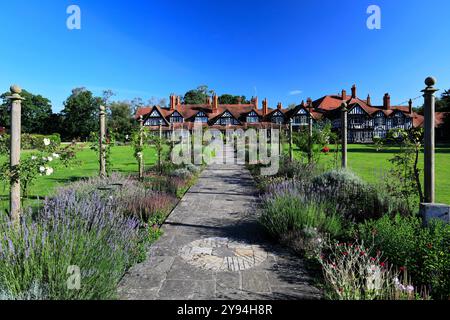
<box><xmin>341</xmin><ymin>102</ymin><xmax>348</xmax><ymax>169</ymax></box>
<box><xmin>279</xmin><ymin>123</ymin><xmax>282</xmax><ymax>156</ymax></box>
<box><xmin>159</xmin><ymin>120</ymin><xmax>163</xmax><ymax>169</ymax></box>
<box><xmin>99</xmin><ymin>105</ymin><xmax>107</xmax><ymax>178</ymax></box>
<box><xmin>422</xmin><ymin>77</ymin><xmax>438</xmax><ymax>203</ymax></box>
<box><xmin>308</xmin><ymin>114</ymin><xmax>313</xmax><ymax>164</ymax></box>
<box><xmin>138</xmin><ymin>115</ymin><xmax>144</xmax><ymax>180</ymax></box>
<box><xmin>7</xmin><ymin>85</ymin><xmax>24</xmax><ymax>224</ymax></box>
<box><xmin>289</xmin><ymin>119</ymin><xmax>293</xmax><ymax>162</ymax></box>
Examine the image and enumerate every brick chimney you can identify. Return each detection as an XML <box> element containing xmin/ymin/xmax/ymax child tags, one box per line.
<box><xmin>252</xmin><ymin>96</ymin><xmax>259</xmax><ymax>109</ymax></box>
<box><xmin>170</xmin><ymin>95</ymin><xmax>176</xmax><ymax>111</ymax></box>
<box><xmin>206</xmin><ymin>96</ymin><xmax>211</xmax><ymax>105</ymax></box>
<box><xmin>409</xmin><ymin>99</ymin><xmax>413</xmax><ymax>115</ymax></box>
<box><xmin>176</xmin><ymin>96</ymin><xmax>181</xmax><ymax>106</ymax></box>
<box><xmin>262</xmin><ymin>98</ymin><xmax>268</xmax><ymax>116</ymax></box>
<box><xmin>342</xmin><ymin>89</ymin><xmax>347</xmax><ymax>100</ymax></box>
<box><xmin>277</xmin><ymin>102</ymin><xmax>283</xmax><ymax>110</ymax></box>
<box><xmin>351</xmin><ymin>85</ymin><xmax>357</xmax><ymax>98</ymax></box>
<box><xmin>306</xmin><ymin>97</ymin><xmax>313</xmax><ymax>108</ymax></box>
<box><xmin>367</xmin><ymin>94</ymin><xmax>371</xmax><ymax>106</ymax></box>
<box><xmin>212</xmin><ymin>95</ymin><xmax>219</xmax><ymax>113</ymax></box>
<box><xmin>383</xmin><ymin>93</ymin><xmax>391</xmax><ymax>110</ymax></box>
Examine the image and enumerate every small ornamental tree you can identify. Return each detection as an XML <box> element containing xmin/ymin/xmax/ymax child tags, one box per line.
<box><xmin>90</xmin><ymin>131</ymin><xmax>115</xmax><ymax>177</ymax></box>
<box><xmin>0</xmin><ymin>138</ymin><xmax>79</xmax><ymax>199</ymax></box>
<box><xmin>293</xmin><ymin>122</ymin><xmax>336</xmax><ymax>165</ymax></box>
<box><xmin>378</xmin><ymin>128</ymin><xmax>425</xmax><ymax>208</ymax></box>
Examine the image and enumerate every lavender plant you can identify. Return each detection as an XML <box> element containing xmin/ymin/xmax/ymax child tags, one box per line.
<box><xmin>0</xmin><ymin>190</ymin><xmax>144</xmax><ymax>300</ymax></box>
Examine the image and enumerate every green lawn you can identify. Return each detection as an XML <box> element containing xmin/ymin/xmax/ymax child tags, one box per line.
<box><xmin>0</xmin><ymin>145</ymin><xmax>159</xmax><ymax>211</ymax></box>
<box><xmin>291</xmin><ymin>144</ymin><xmax>450</xmax><ymax>204</ymax></box>
<box><xmin>2</xmin><ymin>143</ymin><xmax>449</xmax><ymax>211</ymax></box>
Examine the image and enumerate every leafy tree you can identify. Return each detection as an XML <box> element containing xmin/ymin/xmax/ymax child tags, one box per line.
<box><xmin>60</xmin><ymin>88</ymin><xmax>102</xmax><ymax>140</ymax></box>
<box><xmin>0</xmin><ymin>89</ymin><xmax>53</xmax><ymax>134</ymax></box>
<box><xmin>218</xmin><ymin>94</ymin><xmax>250</xmax><ymax>104</ymax></box>
<box><xmin>183</xmin><ymin>85</ymin><xmax>215</xmax><ymax>104</ymax></box>
<box><xmin>108</xmin><ymin>101</ymin><xmax>135</xmax><ymax>142</ymax></box>
<box><xmin>416</xmin><ymin>89</ymin><xmax>450</xmax><ymax>114</ymax></box>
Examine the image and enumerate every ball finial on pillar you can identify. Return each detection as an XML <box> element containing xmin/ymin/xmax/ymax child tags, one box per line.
<box><xmin>425</xmin><ymin>77</ymin><xmax>437</xmax><ymax>87</ymax></box>
<box><xmin>10</xmin><ymin>84</ymin><xmax>22</xmax><ymax>94</ymax></box>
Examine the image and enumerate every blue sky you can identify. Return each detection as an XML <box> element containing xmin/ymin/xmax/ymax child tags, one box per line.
<box><xmin>0</xmin><ymin>0</ymin><xmax>449</xmax><ymax>112</ymax></box>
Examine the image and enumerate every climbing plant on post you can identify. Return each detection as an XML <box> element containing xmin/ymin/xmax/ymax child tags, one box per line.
<box><xmin>341</xmin><ymin>102</ymin><xmax>348</xmax><ymax>169</ymax></box>
<box><xmin>289</xmin><ymin>119</ymin><xmax>293</xmax><ymax>162</ymax></box>
<box><xmin>135</xmin><ymin>115</ymin><xmax>145</xmax><ymax>180</ymax></box>
<box><xmin>7</xmin><ymin>85</ymin><xmax>24</xmax><ymax>224</ymax></box>
<box><xmin>99</xmin><ymin>105</ymin><xmax>107</xmax><ymax>178</ymax></box>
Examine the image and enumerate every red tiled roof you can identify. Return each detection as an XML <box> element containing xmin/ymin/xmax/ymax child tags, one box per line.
<box><xmin>436</xmin><ymin>112</ymin><xmax>449</xmax><ymax>127</ymax></box>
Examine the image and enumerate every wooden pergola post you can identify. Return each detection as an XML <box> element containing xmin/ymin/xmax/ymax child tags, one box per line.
<box><xmin>308</xmin><ymin>113</ymin><xmax>313</xmax><ymax>164</ymax></box>
<box><xmin>99</xmin><ymin>105</ymin><xmax>107</xmax><ymax>178</ymax></box>
<box><xmin>7</xmin><ymin>85</ymin><xmax>24</xmax><ymax>224</ymax></box>
<box><xmin>422</xmin><ymin>77</ymin><xmax>438</xmax><ymax>203</ymax></box>
<box><xmin>341</xmin><ymin>102</ymin><xmax>348</xmax><ymax>169</ymax></box>
<box><xmin>289</xmin><ymin>119</ymin><xmax>293</xmax><ymax>162</ymax></box>
<box><xmin>138</xmin><ymin>115</ymin><xmax>144</xmax><ymax>180</ymax></box>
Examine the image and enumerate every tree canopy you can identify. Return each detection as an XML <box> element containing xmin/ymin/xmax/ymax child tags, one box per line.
<box><xmin>60</xmin><ymin>88</ymin><xmax>103</xmax><ymax>140</ymax></box>
<box><xmin>108</xmin><ymin>101</ymin><xmax>135</xmax><ymax>141</ymax></box>
<box><xmin>0</xmin><ymin>89</ymin><xmax>53</xmax><ymax>134</ymax></box>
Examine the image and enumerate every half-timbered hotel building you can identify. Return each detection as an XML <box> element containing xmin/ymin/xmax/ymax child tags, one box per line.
<box><xmin>135</xmin><ymin>85</ymin><xmax>426</xmax><ymax>143</ymax></box>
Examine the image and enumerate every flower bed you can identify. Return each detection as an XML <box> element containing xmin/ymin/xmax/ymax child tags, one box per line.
<box><xmin>0</xmin><ymin>163</ymin><xmax>203</xmax><ymax>300</ymax></box>
<box><xmin>250</xmin><ymin>158</ymin><xmax>450</xmax><ymax>300</ymax></box>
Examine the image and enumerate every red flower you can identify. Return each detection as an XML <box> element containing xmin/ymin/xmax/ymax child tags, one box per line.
<box><xmin>343</xmin><ymin>252</ymin><xmax>349</xmax><ymax>256</ymax></box>
<box><xmin>360</xmin><ymin>251</ymin><xmax>366</xmax><ymax>256</ymax></box>
<box><xmin>370</xmin><ymin>257</ymin><xmax>376</xmax><ymax>262</ymax></box>
<box><xmin>400</xmin><ymin>266</ymin><xmax>406</xmax><ymax>272</ymax></box>
<box><xmin>321</xmin><ymin>146</ymin><xmax>330</xmax><ymax>153</ymax></box>
<box><xmin>380</xmin><ymin>262</ymin><xmax>386</xmax><ymax>268</ymax></box>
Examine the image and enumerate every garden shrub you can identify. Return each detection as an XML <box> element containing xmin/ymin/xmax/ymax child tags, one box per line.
<box><xmin>55</xmin><ymin>174</ymin><xmax>177</xmax><ymax>222</ymax></box>
<box><xmin>310</xmin><ymin>169</ymin><xmax>409</xmax><ymax>223</ymax></box>
<box><xmin>260</xmin><ymin>180</ymin><xmax>343</xmax><ymax>255</ymax></box>
<box><xmin>170</xmin><ymin>168</ymin><xmax>192</xmax><ymax>180</ymax></box>
<box><xmin>0</xmin><ymin>191</ymin><xmax>145</xmax><ymax>300</ymax></box>
<box><xmin>357</xmin><ymin>215</ymin><xmax>450</xmax><ymax>299</ymax></box>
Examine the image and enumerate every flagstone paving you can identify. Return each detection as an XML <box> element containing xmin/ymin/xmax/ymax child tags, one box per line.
<box><xmin>118</xmin><ymin>147</ymin><xmax>322</xmax><ymax>300</ymax></box>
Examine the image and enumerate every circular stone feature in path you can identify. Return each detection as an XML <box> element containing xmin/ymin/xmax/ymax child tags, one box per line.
<box><xmin>180</xmin><ymin>237</ymin><xmax>268</xmax><ymax>272</ymax></box>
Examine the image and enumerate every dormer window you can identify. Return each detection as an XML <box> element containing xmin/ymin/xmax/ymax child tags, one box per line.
<box><xmin>194</xmin><ymin>111</ymin><xmax>208</xmax><ymax>123</ymax></box>
<box><xmin>215</xmin><ymin>111</ymin><xmax>240</xmax><ymax>126</ymax></box>
<box><xmin>170</xmin><ymin>111</ymin><xmax>184</xmax><ymax>123</ymax></box>
<box><xmin>145</xmin><ymin>110</ymin><xmax>164</xmax><ymax>126</ymax></box>
<box><xmin>292</xmin><ymin>108</ymin><xmax>309</xmax><ymax>125</ymax></box>
<box><xmin>392</xmin><ymin>112</ymin><xmax>405</xmax><ymax>126</ymax></box>
<box><xmin>246</xmin><ymin>111</ymin><xmax>259</xmax><ymax>123</ymax></box>
<box><xmin>271</xmin><ymin>111</ymin><xmax>284</xmax><ymax>124</ymax></box>
<box><xmin>374</xmin><ymin>112</ymin><xmax>386</xmax><ymax>126</ymax></box>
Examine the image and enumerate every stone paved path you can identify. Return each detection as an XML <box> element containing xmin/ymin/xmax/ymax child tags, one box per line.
<box><xmin>118</xmin><ymin>147</ymin><xmax>321</xmax><ymax>300</ymax></box>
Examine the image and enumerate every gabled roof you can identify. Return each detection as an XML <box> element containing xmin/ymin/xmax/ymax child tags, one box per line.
<box><xmin>286</xmin><ymin>105</ymin><xmax>324</xmax><ymax>120</ymax></box>
<box><xmin>209</xmin><ymin>108</ymin><xmax>242</xmax><ymax>125</ymax></box>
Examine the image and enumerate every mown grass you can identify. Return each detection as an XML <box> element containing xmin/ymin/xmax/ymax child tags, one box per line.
<box><xmin>288</xmin><ymin>143</ymin><xmax>450</xmax><ymax>204</ymax></box>
<box><xmin>0</xmin><ymin>144</ymin><xmax>159</xmax><ymax>211</ymax></box>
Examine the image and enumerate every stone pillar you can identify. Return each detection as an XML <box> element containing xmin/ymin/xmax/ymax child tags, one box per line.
<box><xmin>159</xmin><ymin>120</ymin><xmax>163</xmax><ymax>169</ymax></box>
<box><xmin>138</xmin><ymin>116</ymin><xmax>144</xmax><ymax>180</ymax></box>
<box><xmin>289</xmin><ymin>119</ymin><xmax>293</xmax><ymax>162</ymax></box>
<box><xmin>308</xmin><ymin>114</ymin><xmax>313</xmax><ymax>164</ymax></box>
<box><xmin>99</xmin><ymin>105</ymin><xmax>107</xmax><ymax>178</ymax></box>
<box><xmin>279</xmin><ymin>123</ymin><xmax>282</xmax><ymax>156</ymax></box>
<box><xmin>422</xmin><ymin>77</ymin><xmax>438</xmax><ymax>203</ymax></box>
<box><xmin>341</xmin><ymin>102</ymin><xmax>348</xmax><ymax>169</ymax></box>
<box><xmin>7</xmin><ymin>85</ymin><xmax>24</xmax><ymax>223</ymax></box>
